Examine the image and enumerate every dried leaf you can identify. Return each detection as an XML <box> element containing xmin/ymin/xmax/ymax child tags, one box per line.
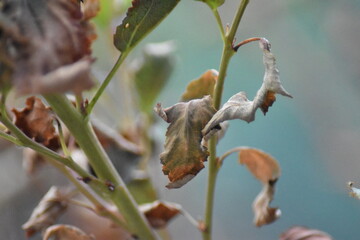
<box><xmin>195</xmin><ymin>0</ymin><xmax>225</xmax><ymax>9</ymax></box>
<box><xmin>155</xmin><ymin>96</ymin><xmax>216</xmax><ymax>188</ymax></box>
<box><xmin>22</xmin><ymin>187</ymin><xmax>70</xmax><ymax>237</ymax></box>
<box><xmin>12</xmin><ymin>97</ymin><xmax>60</xmax><ymax>150</ymax></box>
<box><xmin>139</xmin><ymin>200</ymin><xmax>181</xmax><ymax>229</ymax></box>
<box><xmin>238</xmin><ymin>148</ymin><xmax>281</xmax><ymax>227</ymax></box>
<box><xmin>239</xmin><ymin>147</ymin><xmax>280</xmax><ymax>184</ymax></box>
<box><xmin>130</xmin><ymin>41</ymin><xmax>176</xmax><ymax>112</ymax></box>
<box><xmin>348</xmin><ymin>182</ymin><xmax>360</xmax><ymax>200</ymax></box>
<box><xmin>202</xmin><ymin>38</ymin><xmax>292</xmax><ymax>139</ymax></box>
<box><xmin>43</xmin><ymin>224</ymin><xmax>95</xmax><ymax>240</ymax></box>
<box><xmin>280</xmin><ymin>226</ymin><xmax>333</xmax><ymax>240</ymax></box>
<box><xmin>181</xmin><ymin>69</ymin><xmax>218</xmax><ymax>102</ymax></box>
<box><xmin>0</xmin><ymin>0</ymin><xmax>96</xmax><ymax>94</ymax></box>
<box><xmin>114</xmin><ymin>0</ymin><xmax>180</xmax><ymax>53</ymax></box>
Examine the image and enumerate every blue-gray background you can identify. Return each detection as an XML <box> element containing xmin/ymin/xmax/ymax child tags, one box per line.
<box><xmin>1</xmin><ymin>0</ymin><xmax>360</xmax><ymax>239</ymax></box>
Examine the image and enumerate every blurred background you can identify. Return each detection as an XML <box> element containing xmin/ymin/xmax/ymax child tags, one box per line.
<box><xmin>1</xmin><ymin>0</ymin><xmax>360</xmax><ymax>239</ymax></box>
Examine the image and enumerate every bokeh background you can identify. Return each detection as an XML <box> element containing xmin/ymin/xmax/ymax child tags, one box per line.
<box><xmin>1</xmin><ymin>0</ymin><xmax>360</xmax><ymax>239</ymax></box>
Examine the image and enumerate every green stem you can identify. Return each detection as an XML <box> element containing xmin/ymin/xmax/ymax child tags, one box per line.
<box><xmin>203</xmin><ymin>1</ymin><xmax>250</xmax><ymax>240</ymax></box>
<box><xmin>44</xmin><ymin>94</ymin><xmax>157</xmax><ymax>240</ymax></box>
<box><xmin>53</xmin><ymin>161</ymin><xmax>130</xmax><ymax>232</ymax></box>
<box><xmin>212</xmin><ymin>9</ymin><xmax>225</xmax><ymax>41</ymax></box>
<box><xmin>86</xmin><ymin>52</ymin><xmax>128</xmax><ymax>118</ymax></box>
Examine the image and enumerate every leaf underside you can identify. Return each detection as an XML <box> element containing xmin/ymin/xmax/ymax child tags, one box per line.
<box><xmin>155</xmin><ymin>96</ymin><xmax>216</xmax><ymax>188</ymax></box>
<box><xmin>202</xmin><ymin>38</ymin><xmax>292</xmax><ymax>139</ymax></box>
<box><xmin>114</xmin><ymin>0</ymin><xmax>180</xmax><ymax>53</ymax></box>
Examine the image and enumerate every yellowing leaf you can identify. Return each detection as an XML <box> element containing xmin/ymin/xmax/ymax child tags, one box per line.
<box><xmin>280</xmin><ymin>226</ymin><xmax>333</xmax><ymax>240</ymax></box>
<box><xmin>238</xmin><ymin>148</ymin><xmax>281</xmax><ymax>227</ymax></box>
<box><xmin>155</xmin><ymin>96</ymin><xmax>216</xmax><ymax>188</ymax></box>
<box><xmin>114</xmin><ymin>0</ymin><xmax>180</xmax><ymax>53</ymax></box>
<box><xmin>181</xmin><ymin>69</ymin><xmax>218</xmax><ymax>102</ymax></box>
<box><xmin>202</xmin><ymin>38</ymin><xmax>292</xmax><ymax>139</ymax></box>
<box><xmin>22</xmin><ymin>187</ymin><xmax>70</xmax><ymax>237</ymax></box>
<box><xmin>0</xmin><ymin>0</ymin><xmax>96</xmax><ymax>94</ymax></box>
<box><xmin>12</xmin><ymin>97</ymin><xmax>59</xmax><ymax>150</ymax></box>
<box><xmin>139</xmin><ymin>200</ymin><xmax>181</xmax><ymax>229</ymax></box>
<box><xmin>43</xmin><ymin>224</ymin><xmax>95</xmax><ymax>240</ymax></box>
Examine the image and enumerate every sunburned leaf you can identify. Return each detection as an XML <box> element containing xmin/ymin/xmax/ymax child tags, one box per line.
<box><xmin>155</xmin><ymin>96</ymin><xmax>216</xmax><ymax>188</ymax></box>
<box><xmin>139</xmin><ymin>200</ymin><xmax>181</xmax><ymax>229</ymax></box>
<box><xmin>114</xmin><ymin>0</ymin><xmax>180</xmax><ymax>53</ymax></box>
<box><xmin>0</xmin><ymin>0</ymin><xmax>96</xmax><ymax>94</ymax></box>
<box><xmin>181</xmin><ymin>69</ymin><xmax>218</xmax><ymax>102</ymax></box>
<box><xmin>280</xmin><ymin>226</ymin><xmax>333</xmax><ymax>240</ymax></box>
<box><xmin>195</xmin><ymin>0</ymin><xmax>225</xmax><ymax>9</ymax></box>
<box><xmin>202</xmin><ymin>38</ymin><xmax>292</xmax><ymax>139</ymax></box>
<box><xmin>238</xmin><ymin>148</ymin><xmax>281</xmax><ymax>227</ymax></box>
<box><xmin>348</xmin><ymin>182</ymin><xmax>360</xmax><ymax>200</ymax></box>
<box><xmin>43</xmin><ymin>224</ymin><xmax>95</xmax><ymax>240</ymax></box>
<box><xmin>22</xmin><ymin>187</ymin><xmax>70</xmax><ymax>238</ymax></box>
<box><xmin>130</xmin><ymin>41</ymin><xmax>176</xmax><ymax>112</ymax></box>
<box><xmin>12</xmin><ymin>97</ymin><xmax>60</xmax><ymax>150</ymax></box>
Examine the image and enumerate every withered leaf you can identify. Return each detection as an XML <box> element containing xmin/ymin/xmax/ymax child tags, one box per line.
<box><xmin>22</xmin><ymin>186</ymin><xmax>70</xmax><ymax>238</ymax></box>
<box><xmin>139</xmin><ymin>200</ymin><xmax>181</xmax><ymax>229</ymax></box>
<box><xmin>12</xmin><ymin>97</ymin><xmax>59</xmax><ymax>150</ymax></box>
<box><xmin>181</xmin><ymin>69</ymin><xmax>218</xmax><ymax>102</ymax></box>
<box><xmin>0</xmin><ymin>0</ymin><xmax>96</xmax><ymax>94</ymax></box>
<box><xmin>239</xmin><ymin>147</ymin><xmax>280</xmax><ymax>184</ymax></box>
<box><xmin>202</xmin><ymin>38</ymin><xmax>292</xmax><ymax>139</ymax></box>
<box><xmin>280</xmin><ymin>226</ymin><xmax>333</xmax><ymax>240</ymax></box>
<box><xmin>155</xmin><ymin>96</ymin><xmax>216</xmax><ymax>188</ymax></box>
<box><xmin>114</xmin><ymin>0</ymin><xmax>180</xmax><ymax>53</ymax></box>
<box><xmin>43</xmin><ymin>224</ymin><xmax>95</xmax><ymax>240</ymax></box>
<box><xmin>348</xmin><ymin>182</ymin><xmax>360</xmax><ymax>200</ymax></box>
<box><xmin>238</xmin><ymin>148</ymin><xmax>281</xmax><ymax>227</ymax></box>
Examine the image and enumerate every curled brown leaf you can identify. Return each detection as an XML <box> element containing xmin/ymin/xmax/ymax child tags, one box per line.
<box><xmin>238</xmin><ymin>148</ymin><xmax>281</xmax><ymax>227</ymax></box>
<box><xmin>280</xmin><ymin>226</ymin><xmax>333</xmax><ymax>240</ymax></box>
<box><xmin>0</xmin><ymin>0</ymin><xmax>97</xmax><ymax>94</ymax></box>
<box><xmin>22</xmin><ymin>186</ymin><xmax>70</xmax><ymax>238</ymax></box>
<box><xmin>202</xmin><ymin>38</ymin><xmax>292</xmax><ymax>139</ymax></box>
<box><xmin>139</xmin><ymin>200</ymin><xmax>181</xmax><ymax>229</ymax></box>
<box><xmin>155</xmin><ymin>96</ymin><xmax>216</xmax><ymax>188</ymax></box>
<box><xmin>12</xmin><ymin>97</ymin><xmax>59</xmax><ymax>150</ymax></box>
<box><xmin>43</xmin><ymin>224</ymin><xmax>95</xmax><ymax>240</ymax></box>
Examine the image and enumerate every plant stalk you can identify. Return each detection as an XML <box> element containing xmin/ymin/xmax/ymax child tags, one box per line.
<box><xmin>44</xmin><ymin>94</ymin><xmax>157</xmax><ymax>240</ymax></box>
<box><xmin>203</xmin><ymin>1</ymin><xmax>250</xmax><ymax>239</ymax></box>
<box><xmin>86</xmin><ymin>52</ymin><xmax>128</xmax><ymax>117</ymax></box>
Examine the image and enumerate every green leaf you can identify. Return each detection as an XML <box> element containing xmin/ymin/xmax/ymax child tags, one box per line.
<box><xmin>196</xmin><ymin>0</ymin><xmax>225</xmax><ymax>9</ymax></box>
<box><xmin>131</xmin><ymin>42</ymin><xmax>176</xmax><ymax>113</ymax></box>
<box><xmin>114</xmin><ymin>0</ymin><xmax>180</xmax><ymax>53</ymax></box>
<box><xmin>155</xmin><ymin>96</ymin><xmax>216</xmax><ymax>189</ymax></box>
<box><xmin>181</xmin><ymin>69</ymin><xmax>218</xmax><ymax>102</ymax></box>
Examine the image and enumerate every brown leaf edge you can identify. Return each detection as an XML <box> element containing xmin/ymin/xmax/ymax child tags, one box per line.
<box><xmin>12</xmin><ymin>96</ymin><xmax>60</xmax><ymax>150</ymax></box>
<box><xmin>139</xmin><ymin>200</ymin><xmax>181</xmax><ymax>229</ymax></box>
<box><xmin>155</xmin><ymin>96</ymin><xmax>216</xmax><ymax>188</ymax></box>
<box><xmin>238</xmin><ymin>148</ymin><xmax>281</xmax><ymax>227</ymax></box>
<box><xmin>43</xmin><ymin>224</ymin><xmax>95</xmax><ymax>240</ymax></box>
